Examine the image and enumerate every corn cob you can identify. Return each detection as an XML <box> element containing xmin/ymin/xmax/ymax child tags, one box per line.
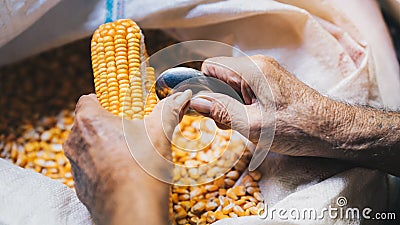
<box><xmin>91</xmin><ymin>19</ymin><xmax>156</xmax><ymax>119</ymax></box>
<box><xmin>90</xmin><ymin>19</ymin><xmax>265</xmax><ymax>224</ymax></box>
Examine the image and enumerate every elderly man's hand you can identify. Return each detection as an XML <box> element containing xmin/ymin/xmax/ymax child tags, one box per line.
<box><xmin>191</xmin><ymin>55</ymin><xmax>333</xmax><ymax>157</ymax></box>
<box><xmin>191</xmin><ymin>55</ymin><xmax>400</xmax><ymax>176</ymax></box>
<box><xmin>64</xmin><ymin>91</ymin><xmax>191</xmax><ymax>225</ymax></box>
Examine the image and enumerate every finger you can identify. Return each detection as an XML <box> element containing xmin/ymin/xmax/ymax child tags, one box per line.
<box><xmin>241</xmin><ymin>78</ymin><xmax>256</xmax><ymax>105</ymax></box>
<box><xmin>190</xmin><ymin>92</ymin><xmax>256</xmax><ymax>141</ymax></box>
<box><xmin>125</xmin><ymin>91</ymin><xmax>192</xmax><ymax>184</ymax></box>
<box><xmin>64</xmin><ymin>94</ymin><xmax>108</xmax><ymax>171</ymax></box>
<box><xmin>69</xmin><ymin>94</ymin><xmax>123</xmax><ymax>153</ymax></box>
<box><xmin>148</xmin><ymin>89</ymin><xmax>192</xmax><ymax>140</ymax></box>
<box><xmin>75</xmin><ymin>94</ymin><xmax>111</xmax><ymax>119</ymax></box>
<box><xmin>201</xmin><ymin>57</ymin><xmax>243</xmax><ymax>94</ymax></box>
<box><xmin>201</xmin><ymin>56</ymin><xmax>266</xmax><ymax>100</ymax></box>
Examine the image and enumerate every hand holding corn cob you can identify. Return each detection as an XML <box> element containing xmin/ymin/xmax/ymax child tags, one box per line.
<box><xmin>68</xmin><ymin>20</ymin><xmax>193</xmax><ymax>223</ymax></box>
<box><xmin>64</xmin><ymin>92</ymin><xmax>191</xmax><ymax>225</ymax></box>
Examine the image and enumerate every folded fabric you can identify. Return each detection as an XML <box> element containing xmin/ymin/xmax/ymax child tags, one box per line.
<box><xmin>0</xmin><ymin>159</ymin><xmax>93</xmax><ymax>225</ymax></box>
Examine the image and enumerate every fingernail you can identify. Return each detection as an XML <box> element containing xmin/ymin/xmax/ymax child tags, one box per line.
<box><xmin>191</xmin><ymin>97</ymin><xmax>212</xmax><ymax>114</ymax></box>
<box><xmin>175</xmin><ymin>90</ymin><xmax>192</xmax><ymax>105</ymax></box>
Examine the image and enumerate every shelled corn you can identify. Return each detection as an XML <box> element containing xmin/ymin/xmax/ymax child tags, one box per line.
<box><xmin>0</xmin><ymin>111</ymin><xmax>75</xmax><ymax>187</ymax></box>
<box><xmin>171</xmin><ymin>116</ymin><xmax>265</xmax><ymax>224</ymax></box>
<box><xmin>0</xmin><ymin>39</ymin><xmax>94</xmax><ymax>188</ymax></box>
<box><xmin>91</xmin><ymin>19</ymin><xmax>265</xmax><ymax>224</ymax></box>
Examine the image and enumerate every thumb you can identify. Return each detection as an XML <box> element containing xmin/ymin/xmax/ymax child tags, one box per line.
<box><xmin>191</xmin><ymin>92</ymin><xmax>255</xmax><ymax>141</ymax></box>
<box><xmin>147</xmin><ymin>90</ymin><xmax>192</xmax><ymax>141</ymax></box>
<box><xmin>75</xmin><ymin>94</ymin><xmax>111</xmax><ymax>119</ymax></box>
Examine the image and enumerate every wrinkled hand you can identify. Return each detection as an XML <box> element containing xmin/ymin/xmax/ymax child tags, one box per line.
<box><xmin>190</xmin><ymin>55</ymin><xmax>331</xmax><ymax>157</ymax></box>
<box><xmin>64</xmin><ymin>91</ymin><xmax>191</xmax><ymax>225</ymax></box>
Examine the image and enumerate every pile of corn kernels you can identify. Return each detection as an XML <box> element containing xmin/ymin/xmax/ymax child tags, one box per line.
<box><xmin>171</xmin><ymin>116</ymin><xmax>264</xmax><ymax>225</ymax></box>
<box><xmin>0</xmin><ymin>110</ymin><xmax>75</xmax><ymax>187</ymax></box>
<box><xmin>0</xmin><ymin>38</ymin><xmax>94</xmax><ymax>188</ymax></box>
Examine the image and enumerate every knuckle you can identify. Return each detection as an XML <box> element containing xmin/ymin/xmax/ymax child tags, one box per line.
<box><xmin>202</xmin><ymin>59</ymin><xmax>218</xmax><ymax>76</ymax></box>
<box><xmin>251</xmin><ymin>54</ymin><xmax>273</xmax><ymax>63</ymax></box>
<box><xmin>75</xmin><ymin>96</ymin><xmax>87</xmax><ymax>112</ymax></box>
<box><xmin>251</xmin><ymin>55</ymin><xmax>279</xmax><ymax>72</ymax></box>
<box><xmin>75</xmin><ymin>96</ymin><xmax>100</xmax><ymax>120</ymax></box>
<box><xmin>251</xmin><ymin>54</ymin><xmax>268</xmax><ymax>61</ymax></box>
<box><xmin>264</xmin><ymin>56</ymin><xmax>278</xmax><ymax>64</ymax></box>
<box><xmin>203</xmin><ymin>57</ymin><xmax>221</xmax><ymax>68</ymax></box>
<box><xmin>210</xmin><ymin>100</ymin><xmax>232</xmax><ymax>126</ymax></box>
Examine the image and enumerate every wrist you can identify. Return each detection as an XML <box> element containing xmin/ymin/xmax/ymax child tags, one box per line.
<box><xmin>112</xmin><ymin>186</ymin><xmax>169</xmax><ymax>225</ymax></box>
<box><xmin>330</xmin><ymin>104</ymin><xmax>400</xmax><ymax>175</ymax></box>
<box><xmin>274</xmin><ymin>90</ymin><xmax>355</xmax><ymax>158</ymax></box>
<box><xmin>329</xmin><ymin>101</ymin><xmax>400</xmax><ymax>151</ymax></box>
<box><xmin>302</xmin><ymin>95</ymin><xmax>400</xmax><ymax>167</ymax></box>
<box><xmin>300</xmin><ymin>95</ymin><xmax>372</xmax><ymax>156</ymax></box>
<box><xmin>107</xmin><ymin>169</ymin><xmax>170</xmax><ymax>225</ymax></box>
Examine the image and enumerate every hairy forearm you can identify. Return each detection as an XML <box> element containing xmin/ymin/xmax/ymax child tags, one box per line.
<box><xmin>330</xmin><ymin>100</ymin><xmax>400</xmax><ymax>176</ymax></box>
<box><xmin>285</xmin><ymin>94</ymin><xmax>400</xmax><ymax>176</ymax></box>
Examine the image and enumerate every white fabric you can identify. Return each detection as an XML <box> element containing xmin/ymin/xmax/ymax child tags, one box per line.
<box><xmin>0</xmin><ymin>159</ymin><xmax>93</xmax><ymax>225</ymax></box>
<box><xmin>213</xmin><ymin>154</ymin><xmax>390</xmax><ymax>225</ymax></box>
<box><xmin>331</xmin><ymin>0</ymin><xmax>400</xmax><ymax>110</ymax></box>
<box><xmin>215</xmin><ymin>170</ymin><xmax>387</xmax><ymax>225</ymax></box>
<box><xmin>0</xmin><ymin>0</ymin><xmax>61</xmax><ymax>48</ymax></box>
<box><xmin>0</xmin><ymin>0</ymin><xmax>399</xmax><ymax>224</ymax></box>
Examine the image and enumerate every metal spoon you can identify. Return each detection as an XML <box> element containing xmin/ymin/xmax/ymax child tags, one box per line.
<box><xmin>155</xmin><ymin>67</ymin><xmax>243</xmax><ymax>103</ymax></box>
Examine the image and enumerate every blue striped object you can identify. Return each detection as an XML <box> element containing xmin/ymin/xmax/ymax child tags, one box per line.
<box><xmin>117</xmin><ymin>0</ymin><xmax>125</xmax><ymax>19</ymax></box>
<box><xmin>105</xmin><ymin>0</ymin><xmax>114</xmax><ymax>23</ymax></box>
<box><xmin>105</xmin><ymin>0</ymin><xmax>125</xmax><ymax>22</ymax></box>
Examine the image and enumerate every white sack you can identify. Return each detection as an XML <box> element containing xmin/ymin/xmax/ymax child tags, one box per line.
<box><xmin>0</xmin><ymin>0</ymin><xmax>61</xmax><ymax>48</ymax></box>
<box><xmin>0</xmin><ymin>159</ymin><xmax>93</xmax><ymax>225</ymax></box>
<box><xmin>0</xmin><ymin>0</ymin><xmax>399</xmax><ymax>224</ymax></box>
<box><xmin>213</xmin><ymin>154</ymin><xmax>390</xmax><ymax>225</ymax></box>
